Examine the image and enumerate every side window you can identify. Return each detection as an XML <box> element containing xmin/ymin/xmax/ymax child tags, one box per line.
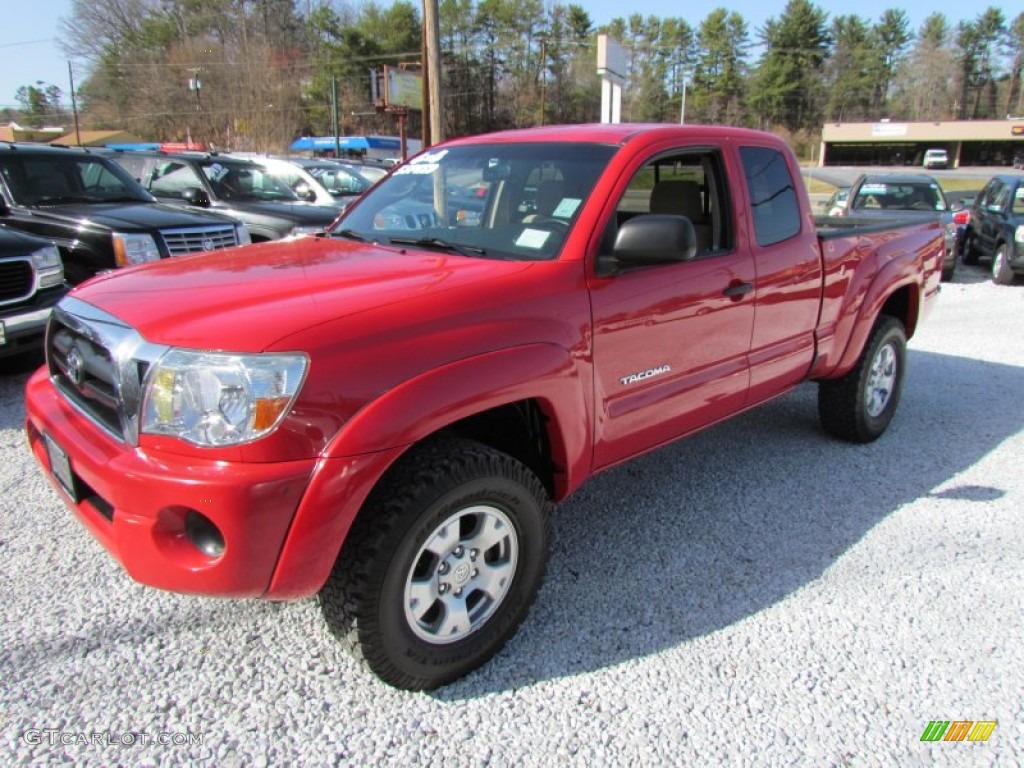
<box><xmin>992</xmin><ymin>183</ymin><xmax>1011</xmax><ymax>212</ymax></box>
<box><xmin>978</xmin><ymin>180</ymin><xmax>1000</xmax><ymax>208</ymax></box>
<box><xmin>739</xmin><ymin>146</ymin><xmax>801</xmax><ymax>247</ymax></box>
<box><xmin>151</xmin><ymin>161</ymin><xmax>203</xmax><ymax>198</ymax></box>
<box><xmin>1012</xmin><ymin>185</ymin><xmax>1024</xmax><ymax>215</ymax></box>
<box><xmin>609</xmin><ymin>150</ymin><xmax>730</xmax><ymax>256</ymax></box>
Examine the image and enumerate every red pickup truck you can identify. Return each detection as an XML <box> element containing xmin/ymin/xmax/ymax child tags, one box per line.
<box><xmin>24</xmin><ymin>124</ymin><xmax>943</xmax><ymax>690</ymax></box>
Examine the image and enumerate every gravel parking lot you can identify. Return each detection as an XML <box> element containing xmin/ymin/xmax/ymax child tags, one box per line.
<box><xmin>2</xmin><ymin>263</ymin><xmax>1021</xmax><ymax>766</ymax></box>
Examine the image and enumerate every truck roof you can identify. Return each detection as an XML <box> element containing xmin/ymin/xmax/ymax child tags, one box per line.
<box><xmin>440</xmin><ymin>123</ymin><xmax>785</xmax><ymax>147</ymax></box>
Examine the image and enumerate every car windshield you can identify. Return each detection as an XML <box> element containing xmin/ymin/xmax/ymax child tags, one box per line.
<box><xmin>851</xmin><ymin>180</ymin><xmax>947</xmax><ymax>212</ymax></box>
<box><xmin>198</xmin><ymin>159</ymin><xmax>303</xmax><ymax>202</ymax></box>
<box><xmin>330</xmin><ymin>142</ymin><xmax>617</xmax><ymax>261</ymax></box>
<box><xmin>0</xmin><ymin>155</ymin><xmax>153</xmax><ymax>206</ymax></box>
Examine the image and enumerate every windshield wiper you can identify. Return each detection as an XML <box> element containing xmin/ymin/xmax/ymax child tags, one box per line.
<box><xmin>324</xmin><ymin>228</ymin><xmax>368</xmax><ymax>242</ymax></box>
<box><xmin>388</xmin><ymin>236</ymin><xmax>487</xmax><ymax>256</ymax></box>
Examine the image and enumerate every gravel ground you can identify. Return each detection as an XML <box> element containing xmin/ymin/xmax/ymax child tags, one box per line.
<box><xmin>2</xmin><ymin>263</ymin><xmax>1021</xmax><ymax>767</ymax></box>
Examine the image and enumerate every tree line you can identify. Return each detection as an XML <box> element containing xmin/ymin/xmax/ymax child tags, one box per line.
<box><xmin>7</xmin><ymin>0</ymin><xmax>1024</xmax><ymax>154</ymax></box>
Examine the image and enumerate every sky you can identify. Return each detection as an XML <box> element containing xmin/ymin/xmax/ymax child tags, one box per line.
<box><xmin>0</xmin><ymin>0</ymin><xmax>972</xmax><ymax>116</ymax></box>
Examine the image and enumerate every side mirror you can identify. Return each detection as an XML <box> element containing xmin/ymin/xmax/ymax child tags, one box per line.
<box><xmin>181</xmin><ymin>187</ymin><xmax>211</xmax><ymax>207</ymax></box>
<box><xmin>596</xmin><ymin>215</ymin><xmax>698</xmax><ymax>277</ymax></box>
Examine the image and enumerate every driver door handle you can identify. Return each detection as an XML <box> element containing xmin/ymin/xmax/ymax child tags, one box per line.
<box><xmin>723</xmin><ymin>282</ymin><xmax>753</xmax><ymax>298</ymax></box>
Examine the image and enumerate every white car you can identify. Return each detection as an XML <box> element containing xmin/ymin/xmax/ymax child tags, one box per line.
<box><xmin>923</xmin><ymin>149</ymin><xmax>949</xmax><ymax>170</ymax></box>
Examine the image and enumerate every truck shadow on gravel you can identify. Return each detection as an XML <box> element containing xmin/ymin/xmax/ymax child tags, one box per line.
<box><xmin>438</xmin><ymin>347</ymin><xmax>1024</xmax><ymax>698</ymax></box>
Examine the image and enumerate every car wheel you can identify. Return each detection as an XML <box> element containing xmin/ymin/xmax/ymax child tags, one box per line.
<box><xmin>319</xmin><ymin>437</ymin><xmax>551</xmax><ymax>690</ymax></box>
<box><xmin>991</xmin><ymin>244</ymin><xmax>1015</xmax><ymax>285</ymax></box>
<box><xmin>961</xmin><ymin>231</ymin><xmax>980</xmax><ymax>266</ymax></box>
<box><xmin>818</xmin><ymin>316</ymin><xmax>906</xmax><ymax>443</ymax></box>
<box><xmin>941</xmin><ymin>250</ymin><xmax>956</xmax><ymax>282</ymax></box>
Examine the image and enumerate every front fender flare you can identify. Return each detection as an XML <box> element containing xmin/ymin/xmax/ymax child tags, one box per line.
<box><xmin>328</xmin><ymin>343</ymin><xmax>592</xmax><ymax>499</ymax></box>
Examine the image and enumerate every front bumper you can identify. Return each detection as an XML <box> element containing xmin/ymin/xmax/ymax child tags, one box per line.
<box><xmin>25</xmin><ymin>368</ymin><xmax>317</xmax><ymax>596</ymax></box>
<box><xmin>0</xmin><ymin>286</ymin><xmax>67</xmax><ymax>359</ymax></box>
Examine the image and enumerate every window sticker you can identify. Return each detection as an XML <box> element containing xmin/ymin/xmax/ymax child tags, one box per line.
<box><xmin>411</xmin><ymin>149</ymin><xmax>448</xmax><ymax>165</ymax></box>
<box><xmin>552</xmin><ymin>198</ymin><xmax>581</xmax><ymax>218</ymax></box>
<box><xmin>860</xmin><ymin>184</ymin><xmax>888</xmax><ymax>194</ymax></box>
<box><xmin>516</xmin><ymin>228</ymin><xmax>551</xmax><ymax>249</ymax></box>
<box><xmin>394</xmin><ymin>164</ymin><xmax>439</xmax><ymax>176</ymax></box>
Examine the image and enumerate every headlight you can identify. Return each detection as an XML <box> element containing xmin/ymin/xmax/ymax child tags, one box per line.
<box><xmin>1015</xmin><ymin>225</ymin><xmax>1024</xmax><ymax>244</ymax></box>
<box><xmin>142</xmin><ymin>350</ymin><xmax>308</xmax><ymax>446</ymax></box>
<box><xmin>112</xmin><ymin>232</ymin><xmax>161</xmax><ymax>266</ymax></box>
<box><xmin>30</xmin><ymin>244</ymin><xmax>64</xmax><ymax>288</ymax></box>
<box><xmin>236</xmin><ymin>224</ymin><xmax>252</xmax><ymax>245</ymax></box>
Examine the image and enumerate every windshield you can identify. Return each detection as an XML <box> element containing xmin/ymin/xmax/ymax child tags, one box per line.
<box><xmin>0</xmin><ymin>154</ymin><xmax>153</xmax><ymax>206</ymax></box>
<box><xmin>851</xmin><ymin>180</ymin><xmax>948</xmax><ymax>212</ymax></box>
<box><xmin>197</xmin><ymin>159</ymin><xmax>303</xmax><ymax>202</ymax></box>
<box><xmin>331</xmin><ymin>142</ymin><xmax>617</xmax><ymax>260</ymax></box>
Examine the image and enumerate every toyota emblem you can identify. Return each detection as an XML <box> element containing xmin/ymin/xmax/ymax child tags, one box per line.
<box><xmin>66</xmin><ymin>347</ymin><xmax>85</xmax><ymax>386</ymax></box>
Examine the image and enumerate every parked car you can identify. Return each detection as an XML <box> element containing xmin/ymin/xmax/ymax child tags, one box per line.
<box><xmin>272</xmin><ymin>157</ymin><xmax>374</xmax><ymax>207</ymax></box>
<box><xmin>247</xmin><ymin>156</ymin><xmax>349</xmax><ymax>211</ymax></box>
<box><xmin>923</xmin><ymin>149</ymin><xmax>949</xmax><ymax>169</ymax></box>
<box><xmin>846</xmin><ymin>172</ymin><xmax>958</xmax><ymax>280</ymax></box>
<box><xmin>821</xmin><ymin>187</ymin><xmax>850</xmax><ymax>216</ymax></box>
<box><xmin>0</xmin><ymin>143</ymin><xmax>250</xmax><ymax>284</ymax></box>
<box><xmin>110</xmin><ymin>151</ymin><xmax>343</xmax><ymax>241</ymax></box>
<box><xmin>26</xmin><ymin>123</ymin><xmax>943</xmax><ymax>690</ymax></box>
<box><xmin>961</xmin><ymin>174</ymin><xmax>1024</xmax><ymax>285</ymax></box>
<box><xmin>0</xmin><ymin>225</ymin><xmax>68</xmax><ymax>365</ymax></box>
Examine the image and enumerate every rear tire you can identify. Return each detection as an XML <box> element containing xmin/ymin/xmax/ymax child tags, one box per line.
<box><xmin>992</xmin><ymin>244</ymin><xmax>1015</xmax><ymax>285</ymax></box>
<box><xmin>818</xmin><ymin>316</ymin><xmax>906</xmax><ymax>443</ymax></box>
<box><xmin>319</xmin><ymin>437</ymin><xmax>551</xmax><ymax>690</ymax></box>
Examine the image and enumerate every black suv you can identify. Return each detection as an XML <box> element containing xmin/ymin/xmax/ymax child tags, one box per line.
<box><xmin>962</xmin><ymin>174</ymin><xmax>1024</xmax><ymax>285</ymax></box>
<box><xmin>0</xmin><ymin>142</ymin><xmax>250</xmax><ymax>284</ymax></box>
<box><xmin>1</xmin><ymin>224</ymin><xmax>68</xmax><ymax>364</ymax></box>
<box><xmin>110</xmin><ymin>151</ymin><xmax>342</xmax><ymax>241</ymax></box>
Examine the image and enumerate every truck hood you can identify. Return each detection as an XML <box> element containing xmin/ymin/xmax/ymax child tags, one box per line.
<box><xmin>71</xmin><ymin>236</ymin><xmax>534</xmax><ymax>350</ymax></box>
<box><xmin>26</xmin><ymin>201</ymin><xmax>237</xmax><ymax>230</ymax></box>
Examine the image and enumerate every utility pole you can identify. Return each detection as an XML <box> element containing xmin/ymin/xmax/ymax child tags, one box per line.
<box><xmin>423</xmin><ymin>0</ymin><xmax>443</xmax><ymax>145</ymax></box>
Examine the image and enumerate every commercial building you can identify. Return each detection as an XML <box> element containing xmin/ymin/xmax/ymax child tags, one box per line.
<box><xmin>819</xmin><ymin>120</ymin><xmax>1024</xmax><ymax>167</ymax></box>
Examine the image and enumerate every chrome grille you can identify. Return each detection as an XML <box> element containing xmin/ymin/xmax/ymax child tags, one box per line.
<box><xmin>158</xmin><ymin>225</ymin><xmax>239</xmax><ymax>257</ymax></box>
<box><xmin>47</xmin><ymin>297</ymin><xmax>168</xmax><ymax>444</ymax></box>
<box><xmin>0</xmin><ymin>258</ymin><xmax>34</xmax><ymax>305</ymax></box>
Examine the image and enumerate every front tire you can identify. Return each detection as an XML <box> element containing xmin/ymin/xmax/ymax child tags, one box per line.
<box><xmin>992</xmin><ymin>244</ymin><xmax>1015</xmax><ymax>285</ymax></box>
<box><xmin>961</xmin><ymin>231</ymin><xmax>980</xmax><ymax>266</ymax></box>
<box><xmin>319</xmin><ymin>438</ymin><xmax>551</xmax><ymax>690</ymax></box>
<box><xmin>818</xmin><ymin>316</ymin><xmax>907</xmax><ymax>443</ymax></box>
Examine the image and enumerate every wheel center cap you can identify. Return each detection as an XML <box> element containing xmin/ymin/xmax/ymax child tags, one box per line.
<box><xmin>452</xmin><ymin>563</ymin><xmax>472</xmax><ymax>585</ymax></box>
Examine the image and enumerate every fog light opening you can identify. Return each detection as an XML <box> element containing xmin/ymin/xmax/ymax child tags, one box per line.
<box><xmin>185</xmin><ymin>510</ymin><xmax>225</xmax><ymax>558</ymax></box>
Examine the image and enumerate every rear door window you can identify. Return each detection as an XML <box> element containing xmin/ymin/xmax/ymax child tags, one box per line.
<box><xmin>739</xmin><ymin>147</ymin><xmax>801</xmax><ymax>246</ymax></box>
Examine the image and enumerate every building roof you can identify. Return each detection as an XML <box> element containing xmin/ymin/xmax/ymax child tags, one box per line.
<box><xmin>48</xmin><ymin>129</ymin><xmax>145</xmax><ymax>147</ymax></box>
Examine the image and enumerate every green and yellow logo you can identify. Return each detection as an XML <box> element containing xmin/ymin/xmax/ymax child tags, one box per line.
<box><xmin>921</xmin><ymin>720</ymin><xmax>997</xmax><ymax>742</ymax></box>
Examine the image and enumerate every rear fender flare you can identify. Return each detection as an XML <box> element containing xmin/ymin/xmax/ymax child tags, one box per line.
<box><xmin>833</xmin><ymin>261</ymin><xmax>921</xmax><ymax>378</ymax></box>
